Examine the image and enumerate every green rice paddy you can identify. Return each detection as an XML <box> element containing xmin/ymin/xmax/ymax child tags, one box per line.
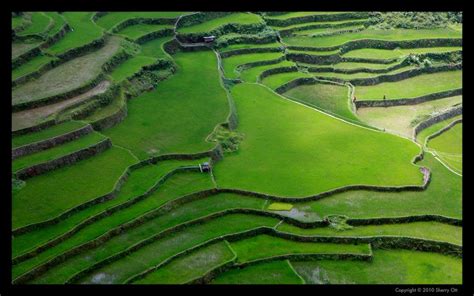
<box><xmin>355</xmin><ymin>70</ymin><xmax>462</xmax><ymax>100</ymax></box>
<box><xmin>213</xmin><ymin>83</ymin><xmax>422</xmax><ymax>197</ymax></box>
<box><xmin>10</xmin><ymin>11</ymin><xmax>462</xmax><ymax>285</ymax></box>
<box><xmin>178</xmin><ymin>13</ymin><xmax>263</xmax><ymax>34</ymax></box>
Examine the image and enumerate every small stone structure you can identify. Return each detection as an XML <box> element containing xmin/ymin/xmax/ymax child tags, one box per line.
<box><xmin>203</xmin><ymin>35</ymin><xmax>216</xmax><ymax>43</ymax></box>
<box><xmin>199</xmin><ymin>162</ymin><xmax>211</xmax><ymax>172</ymax></box>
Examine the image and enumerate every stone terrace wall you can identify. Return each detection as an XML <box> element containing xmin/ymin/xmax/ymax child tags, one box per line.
<box><xmin>413</xmin><ymin>105</ymin><xmax>463</xmax><ymax>139</ymax></box>
<box><xmin>14</xmin><ymin>138</ymin><xmax>112</xmax><ymax>180</ymax></box>
<box><xmin>12</xmin><ymin>124</ymin><xmax>94</xmax><ymax>160</ymax></box>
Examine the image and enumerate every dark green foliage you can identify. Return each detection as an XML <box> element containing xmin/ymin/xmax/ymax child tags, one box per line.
<box><xmin>12</xmin><ymin>178</ymin><xmax>26</xmax><ymax>194</ymax></box>
<box><xmin>369</xmin><ymin>12</ymin><xmax>462</xmax><ymax>29</ymax></box>
<box><xmin>123</xmin><ymin>68</ymin><xmax>174</xmax><ymax>98</ymax></box>
<box><xmin>208</xmin><ymin>125</ymin><xmax>244</xmax><ymax>153</ymax></box>
<box><xmin>214</xmin><ymin>28</ymin><xmax>279</xmax><ymax>49</ymax></box>
<box><xmin>326</xmin><ymin>215</ymin><xmax>353</xmax><ymax>231</ymax></box>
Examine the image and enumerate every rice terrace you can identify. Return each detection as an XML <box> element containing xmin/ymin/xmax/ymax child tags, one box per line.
<box><xmin>10</xmin><ymin>11</ymin><xmax>463</xmax><ymax>285</ymax></box>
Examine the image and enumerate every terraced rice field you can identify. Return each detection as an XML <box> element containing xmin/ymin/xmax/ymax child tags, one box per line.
<box><xmin>354</xmin><ymin>70</ymin><xmax>462</xmax><ymax>100</ymax></box>
<box><xmin>178</xmin><ymin>13</ymin><xmax>264</xmax><ymax>34</ymax></box>
<box><xmin>45</xmin><ymin>12</ymin><xmax>104</xmax><ymax>55</ymax></box>
<box><xmin>10</xmin><ymin>11</ymin><xmax>462</xmax><ymax>286</ymax></box>
<box><xmin>284</xmin><ymin>28</ymin><xmax>462</xmax><ymax>47</ymax></box>
<box><xmin>116</xmin><ymin>24</ymin><xmax>173</xmax><ymax>40</ymax></box>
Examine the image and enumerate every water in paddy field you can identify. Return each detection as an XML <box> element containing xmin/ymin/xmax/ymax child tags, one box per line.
<box><xmin>275</xmin><ymin>206</ymin><xmax>321</xmax><ymax>222</ymax></box>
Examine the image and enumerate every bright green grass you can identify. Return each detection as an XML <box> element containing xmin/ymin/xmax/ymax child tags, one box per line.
<box><xmin>12</xmin><ymin>121</ymin><xmax>87</xmax><ymax>148</ymax></box>
<box><xmin>46</xmin><ymin>12</ymin><xmax>104</xmax><ymax>55</ymax></box>
<box><xmin>311</xmin><ymin>65</ymin><xmax>418</xmax><ymax>81</ymax></box>
<box><xmin>231</xmin><ymin>234</ymin><xmax>370</xmax><ymax>263</ymax></box>
<box><xmin>267</xmin><ymin>202</ymin><xmax>293</xmax><ymax>211</ymax></box>
<box><xmin>44</xmin><ymin>12</ymin><xmax>65</xmax><ymax>36</ymax></box>
<box><xmin>267</xmin><ymin>12</ymin><xmax>349</xmax><ymax>20</ymax></box>
<box><xmin>427</xmin><ymin>123</ymin><xmax>462</xmax><ymax>155</ymax></box>
<box><xmin>12</xmin><ymin>132</ymin><xmax>107</xmax><ymax>172</ymax></box>
<box><xmin>357</xmin><ymin>95</ymin><xmax>462</xmax><ymax>138</ymax></box>
<box><xmin>70</xmin><ymin>195</ymin><xmax>265</xmax><ymax>284</ymax></box>
<box><xmin>289</xmin><ymin>48</ymin><xmax>341</xmax><ymax>55</ymax></box>
<box><xmin>95</xmin><ymin>12</ymin><xmax>188</xmax><ymax>31</ymax></box>
<box><xmin>416</xmin><ymin>115</ymin><xmax>462</xmax><ymax>145</ymax></box>
<box><xmin>12</xmin><ymin>158</ymin><xmax>209</xmax><ymax>258</ymax></box>
<box><xmin>103</xmin><ymin>50</ymin><xmax>229</xmax><ymax>160</ymax></box>
<box><xmin>13</xmin><ymin>171</ymin><xmax>215</xmax><ymax>280</ymax></box>
<box><xmin>12</xmin><ymin>54</ymin><xmax>56</xmax><ymax>80</ymax></box>
<box><xmin>17</xmin><ymin>12</ymin><xmax>51</xmax><ymax>36</ymax></box>
<box><xmin>355</xmin><ymin>70</ymin><xmax>462</xmax><ymax>100</ymax></box>
<box><xmin>13</xmin><ymin>36</ymin><xmax>121</xmax><ymax>106</ymax></box>
<box><xmin>273</xmin><ymin>19</ymin><xmax>368</xmax><ymax>30</ymax></box>
<box><xmin>219</xmin><ymin>42</ymin><xmax>282</xmax><ymax>52</ymax></box>
<box><xmin>212</xmin><ymin>260</ymin><xmax>304</xmax><ymax>284</ymax></box>
<box><xmin>283</xmin><ymin>28</ymin><xmax>462</xmax><ymax>48</ymax></box>
<box><xmin>116</xmin><ymin>23</ymin><xmax>172</xmax><ymax>40</ymax></box>
<box><xmin>135</xmin><ymin>241</ymin><xmax>235</xmax><ymax>284</ymax></box>
<box><xmin>295</xmin><ymin>153</ymin><xmax>461</xmax><ymax>219</ymax></box>
<box><xmin>12</xmin><ymin>41</ymin><xmax>41</xmax><ymax>59</ymax></box>
<box><xmin>109</xmin><ymin>35</ymin><xmax>174</xmax><ymax>82</ymax></box>
<box><xmin>222</xmin><ymin>52</ymin><xmax>283</xmax><ymax>79</ymax></box>
<box><xmin>12</xmin><ymin>146</ymin><xmax>137</xmax><ymax>229</ymax></box>
<box><xmin>179</xmin><ymin>13</ymin><xmax>263</xmax><ymax>33</ymax></box>
<box><xmin>343</xmin><ymin>47</ymin><xmax>462</xmax><ymax>60</ymax></box>
<box><xmin>293</xmin><ymin>249</ymin><xmax>461</xmax><ymax>284</ymax></box>
<box><xmin>261</xmin><ymin>71</ymin><xmax>313</xmax><ymax>89</ymax></box>
<box><xmin>427</xmin><ymin>123</ymin><xmax>462</xmax><ymax>172</ymax></box>
<box><xmin>278</xmin><ymin>221</ymin><xmax>462</xmax><ymax>245</ymax></box>
<box><xmin>283</xmin><ymin>82</ymin><xmax>360</xmax><ymax>123</ymax></box>
<box><xmin>213</xmin><ymin>83</ymin><xmax>422</xmax><ymax>197</ymax></box>
<box><xmin>240</xmin><ymin>60</ymin><xmax>296</xmax><ymax>83</ymax></box>
<box><xmin>139</xmin><ymin>36</ymin><xmax>172</xmax><ymax>59</ymax></box>
<box><xmin>109</xmin><ymin>55</ymin><xmax>155</xmax><ymax>82</ymax></box>
<box><xmin>294</xmin><ymin>25</ymin><xmax>364</xmax><ymax>36</ymax></box>
<box><xmin>32</xmin><ymin>213</ymin><xmax>277</xmax><ymax>284</ymax></box>
<box><xmin>333</xmin><ymin>61</ymin><xmax>399</xmax><ymax>70</ymax></box>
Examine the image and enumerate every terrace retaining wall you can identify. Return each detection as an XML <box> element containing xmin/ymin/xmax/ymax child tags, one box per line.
<box><xmin>265</xmin><ymin>12</ymin><xmax>370</xmax><ymax>27</ymax></box>
<box><xmin>14</xmin><ymin>138</ymin><xmax>112</xmax><ymax>180</ymax></box>
<box><xmin>424</xmin><ymin>119</ymin><xmax>462</xmax><ymax>143</ymax></box>
<box><xmin>12</xmin><ymin>73</ymin><xmax>105</xmax><ymax>112</ymax></box>
<box><xmin>12</xmin><ymin>165</ymin><xmax>204</xmax><ymax>265</ymax></box>
<box><xmin>12</xmin><ymin>148</ymin><xmax>220</xmax><ymax>236</ymax></box>
<box><xmin>235</xmin><ymin>56</ymin><xmax>286</xmax><ymax>73</ymax></box>
<box><xmin>214</xmin><ymin>33</ymin><xmax>279</xmax><ymax>49</ymax></box>
<box><xmin>177</xmin><ymin>22</ymin><xmax>267</xmax><ymax>44</ymax></box>
<box><xmin>12</xmin><ymin>46</ymin><xmax>42</xmax><ymax>69</ymax></box>
<box><xmin>349</xmin><ymin>63</ymin><xmax>461</xmax><ymax>86</ymax></box>
<box><xmin>90</xmin><ymin>102</ymin><xmax>128</xmax><ymax>131</ymax></box>
<box><xmin>12</xmin><ymin>124</ymin><xmax>94</xmax><ymax>160</ymax></box>
<box><xmin>287</xmin><ymin>52</ymin><xmax>342</xmax><ymax>65</ymax></box>
<box><xmin>15</xmin><ymin>200</ymin><xmax>461</xmax><ymax>284</ymax></box>
<box><xmin>279</xmin><ymin>19</ymin><xmax>369</xmax><ymax>36</ymax></box>
<box><xmin>413</xmin><ymin>105</ymin><xmax>463</xmax><ymax>139</ymax></box>
<box><xmin>258</xmin><ymin>66</ymin><xmax>299</xmax><ymax>82</ymax></box>
<box><xmin>110</xmin><ymin>17</ymin><xmax>177</xmax><ymax>34</ymax></box>
<box><xmin>135</xmin><ymin>28</ymin><xmax>174</xmax><ymax>44</ymax></box>
<box><xmin>307</xmin><ymin>59</ymin><xmax>410</xmax><ymax>75</ymax></box>
<box><xmin>355</xmin><ymin>88</ymin><xmax>462</xmax><ymax>109</ymax></box>
<box><xmin>220</xmin><ymin>46</ymin><xmax>284</xmax><ymax>58</ymax></box>
<box><xmin>287</xmin><ymin>38</ymin><xmax>462</xmax><ymax>54</ymax></box>
<box><xmin>12</xmin><ymin>119</ymin><xmax>57</xmax><ymax>137</ymax></box>
<box><xmin>56</xmin><ymin>36</ymin><xmax>106</xmax><ymax>62</ymax></box>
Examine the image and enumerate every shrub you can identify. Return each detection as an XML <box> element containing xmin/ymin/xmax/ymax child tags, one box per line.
<box><xmin>368</xmin><ymin>12</ymin><xmax>462</xmax><ymax>29</ymax></box>
<box><xmin>12</xmin><ymin>178</ymin><xmax>26</xmax><ymax>194</ymax></box>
